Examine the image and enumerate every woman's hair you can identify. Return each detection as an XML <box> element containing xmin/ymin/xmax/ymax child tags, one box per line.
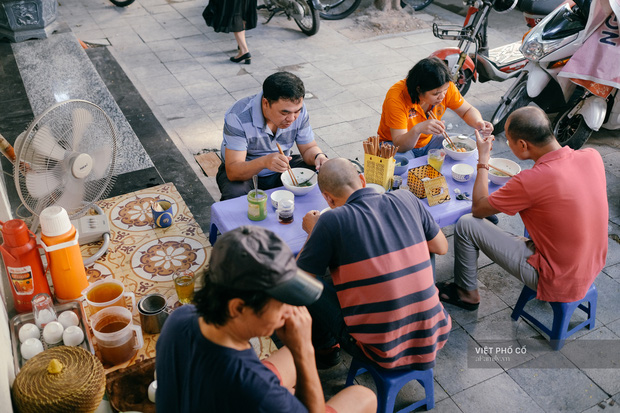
<box><xmin>406</xmin><ymin>57</ymin><xmax>452</xmax><ymax>104</ymax></box>
<box><xmin>193</xmin><ymin>271</ymin><xmax>272</xmax><ymax>326</ymax></box>
<box><xmin>263</xmin><ymin>71</ymin><xmax>305</xmax><ymax>105</ymax></box>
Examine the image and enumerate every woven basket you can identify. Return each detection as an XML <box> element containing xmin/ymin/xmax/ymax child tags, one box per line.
<box><xmin>406</xmin><ymin>165</ymin><xmax>443</xmax><ymax>199</ymax></box>
<box><xmin>12</xmin><ymin>346</ymin><xmax>105</xmax><ymax>413</ymax></box>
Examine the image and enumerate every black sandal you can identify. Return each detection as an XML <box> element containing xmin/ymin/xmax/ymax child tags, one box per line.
<box><xmin>436</xmin><ymin>282</ymin><xmax>480</xmax><ymax>311</ymax></box>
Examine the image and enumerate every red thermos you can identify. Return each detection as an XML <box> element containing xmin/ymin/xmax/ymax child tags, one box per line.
<box><xmin>0</xmin><ymin>219</ymin><xmax>52</xmax><ymax>313</ymax></box>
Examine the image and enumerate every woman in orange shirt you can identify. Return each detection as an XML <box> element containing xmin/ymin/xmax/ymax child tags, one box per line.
<box><xmin>377</xmin><ymin>57</ymin><xmax>493</xmax><ymax>157</ymax></box>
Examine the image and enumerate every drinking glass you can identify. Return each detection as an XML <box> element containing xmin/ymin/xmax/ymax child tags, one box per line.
<box><xmin>173</xmin><ymin>270</ymin><xmax>195</xmax><ymax>304</ymax></box>
<box><xmin>428</xmin><ymin>149</ymin><xmax>446</xmax><ymax>172</ymax></box>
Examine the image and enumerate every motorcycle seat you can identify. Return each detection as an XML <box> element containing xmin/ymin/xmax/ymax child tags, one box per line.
<box><xmin>517</xmin><ymin>0</ymin><xmax>563</xmax><ymax>15</ymax></box>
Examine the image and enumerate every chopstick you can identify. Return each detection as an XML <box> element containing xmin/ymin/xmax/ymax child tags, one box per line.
<box><xmin>276</xmin><ymin>143</ymin><xmax>299</xmax><ymax>186</ymax></box>
<box><xmin>427</xmin><ymin>111</ymin><xmax>458</xmax><ymax>151</ymax></box>
<box><xmin>362</xmin><ymin>136</ymin><xmax>399</xmax><ymax>159</ymax></box>
<box><xmin>488</xmin><ymin>163</ymin><xmax>515</xmax><ymax>177</ymax></box>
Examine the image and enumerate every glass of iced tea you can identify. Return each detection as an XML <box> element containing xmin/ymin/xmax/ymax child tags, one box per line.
<box><xmin>173</xmin><ymin>270</ymin><xmax>195</xmax><ymax>305</ymax></box>
<box><xmin>428</xmin><ymin>149</ymin><xmax>446</xmax><ymax>172</ymax></box>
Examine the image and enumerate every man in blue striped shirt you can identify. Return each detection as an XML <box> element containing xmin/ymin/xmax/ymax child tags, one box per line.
<box><xmin>217</xmin><ymin>72</ymin><xmax>329</xmax><ymax>200</ymax></box>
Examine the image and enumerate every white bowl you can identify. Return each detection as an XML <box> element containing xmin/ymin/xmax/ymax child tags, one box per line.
<box><xmin>366</xmin><ymin>183</ymin><xmax>386</xmax><ymax>194</ymax></box>
<box><xmin>62</xmin><ymin>325</ymin><xmax>84</xmax><ymax>346</ymax></box>
<box><xmin>451</xmin><ymin>163</ymin><xmax>474</xmax><ymax>182</ymax></box>
<box><xmin>18</xmin><ymin>323</ymin><xmax>40</xmax><ymax>343</ymax></box>
<box><xmin>443</xmin><ymin>137</ymin><xmax>476</xmax><ymax>160</ymax></box>
<box><xmin>42</xmin><ymin>321</ymin><xmax>64</xmax><ymax>345</ymax></box>
<box><xmin>270</xmin><ymin>189</ymin><xmax>295</xmax><ymax>209</ymax></box>
<box><xmin>21</xmin><ymin>338</ymin><xmax>44</xmax><ymax>360</ymax></box>
<box><xmin>57</xmin><ymin>311</ymin><xmax>79</xmax><ymax>329</ymax></box>
<box><xmin>488</xmin><ymin>158</ymin><xmax>521</xmax><ymax>185</ymax></box>
<box><xmin>281</xmin><ymin>168</ymin><xmax>318</xmax><ymax>196</ymax></box>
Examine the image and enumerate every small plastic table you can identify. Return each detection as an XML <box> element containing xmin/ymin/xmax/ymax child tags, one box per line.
<box><xmin>209</xmin><ymin>154</ymin><xmax>503</xmax><ymax>254</ymax></box>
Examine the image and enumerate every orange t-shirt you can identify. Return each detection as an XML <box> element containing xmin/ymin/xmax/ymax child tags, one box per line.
<box><xmin>377</xmin><ymin>80</ymin><xmax>465</xmax><ymax>148</ymax></box>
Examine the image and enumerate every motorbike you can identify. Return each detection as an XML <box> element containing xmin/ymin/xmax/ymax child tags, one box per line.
<box><xmin>430</xmin><ymin>0</ymin><xmax>563</xmax><ymax>96</ymax></box>
<box><xmin>319</xmin><ymin>0</ymin><xmax>433</xmax><ymax>21</ymax></box>
<box><xmin>109</xmin><ymin>0</ymin><xmax>134</xmax><ymax>6</ymax></box>
<box><xmin>258</xmin><ymin>0</ymin><xmax>321</xmax><ymax>36</ymax></box>
<box><xmin>491</xmin><ymin>0</ymin><xmax>620</xmax><ymax>147</ymax></box>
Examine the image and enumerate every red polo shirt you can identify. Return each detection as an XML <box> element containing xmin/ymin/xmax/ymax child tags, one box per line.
<box><xmin>488</xmin><ymin>146</ymin><xmax>607</xmax><ymax>302</ymax></box>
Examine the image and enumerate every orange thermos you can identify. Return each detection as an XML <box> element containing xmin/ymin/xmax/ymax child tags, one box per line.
<box><xmin>39</xmin><ymin>206</ymin><xmax>89</xmax><ymax>301</ymax></box>
<box><xmin>0</xmin><ymin>219</ymin><xmax>52</xmax><ymax>313</ymax></box>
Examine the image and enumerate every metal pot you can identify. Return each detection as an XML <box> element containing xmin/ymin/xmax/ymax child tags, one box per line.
<box><xmin>138</xmin><ymin>294</ymin><xmax>170</xmax><ymax>334</ymax></box>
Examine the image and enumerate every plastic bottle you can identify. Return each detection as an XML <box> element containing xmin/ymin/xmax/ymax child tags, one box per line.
<box><xmin>39</xmin><ymin>206</ymin><xmax>89</xmax><ymax>301</ymax></box>
<box><xmin>0</xmin><ymin>219</ymin><xmax>52</xmax><ymax>313</ymax></box>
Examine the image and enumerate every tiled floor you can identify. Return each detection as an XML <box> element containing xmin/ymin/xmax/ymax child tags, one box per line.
<box><xmin>1</xmin><ymin>0</ymin><xmax>620</xmax><ymax>411</ymax></box>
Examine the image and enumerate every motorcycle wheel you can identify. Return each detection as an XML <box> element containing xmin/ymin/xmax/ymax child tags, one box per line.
<box><xmin>492</xmin><ymin>78</ymin><xmax>530</xmax><ymax>134</ymax></box>
<box><xmin>293</xmin><ymin>0</ymin><xmax>320</xmax><ymax>36</ymax></box>
<box><xmin>454</xmin><ymin>68</ymin><xmax>473</xmax><ymax>97</ymax></box>
<box><xmin>109</xmin><ymin>0</ymin><xmax>135</xmax><ymax>6</ymax></box>
<box><xmin>553</xmin><ymin>104</ymin><xmax>593</xmax><ymax>149</ymax></box>
<box><xmin>401</xmin><ymin>0</ymin><xmax>435</xmax><ymax>11</ymax></box>
<box><xmin>319</xmin><ymin>0</ymin><xmax>362</xmax><ymax>20</ymax></box>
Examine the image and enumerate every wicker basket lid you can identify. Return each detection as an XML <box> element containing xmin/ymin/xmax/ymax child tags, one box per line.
<box><xmin>12</xmin><ymin>346</ymin><xmax>105</xmax><ymax>413</ymax></box>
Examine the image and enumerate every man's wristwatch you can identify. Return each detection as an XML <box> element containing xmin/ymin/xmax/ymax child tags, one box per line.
<box><xmin>314</xmin><ymin>152</ymin><xmax>328</xmax><ymax>161</ymax></box>
<box><xmin>477</xmin><ymin>163</ymin><xmax>489</xmax><ymax>170</ymax></box>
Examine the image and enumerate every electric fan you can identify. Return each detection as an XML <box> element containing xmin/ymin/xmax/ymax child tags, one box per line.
<box><xmin>12</xmin><ymin>99</ymin><xmax>118</xmax><ymax>264</ymax></box>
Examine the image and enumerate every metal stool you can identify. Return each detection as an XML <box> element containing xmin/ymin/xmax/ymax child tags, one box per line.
<box><xmin>345</xmin><ymin>358</ymin><xmax>435</xmax><ymax>413</ymax></box>
<box><xmin>511</xmin><ymin>284</ymin><xmax>597</xmax><ymax>350</ymax></box>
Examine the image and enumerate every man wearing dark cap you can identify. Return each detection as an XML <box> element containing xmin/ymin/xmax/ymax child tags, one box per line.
<box><xmin>155</xmin><ymin>226</ymin><xmax>376</xmax><ymax>413</ymax></box>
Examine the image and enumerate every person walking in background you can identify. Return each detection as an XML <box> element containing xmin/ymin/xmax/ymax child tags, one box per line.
<box><xmin>202</xmin><ymin>0</ymin><xmax>257</xmax><ymax>64</ymax></box>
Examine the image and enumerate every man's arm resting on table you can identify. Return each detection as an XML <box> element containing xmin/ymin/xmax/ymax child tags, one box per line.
<box><xmin>224</xmin><ymin>148</ymin><xmax>290</xmax><ymax>181</ymax></box>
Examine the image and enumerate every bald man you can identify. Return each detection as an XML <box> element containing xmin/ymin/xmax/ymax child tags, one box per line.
<box><xmin>437</xmin><ymin>107</ymin><xmax>608</xmax><ymax>311</ymax></box>
<box><xmin>297</xmin><ymin>158</ymin><xmax>451</xmax><ymax>371</ymax></box>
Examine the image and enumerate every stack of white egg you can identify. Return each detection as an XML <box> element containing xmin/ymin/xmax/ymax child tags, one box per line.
<box><xmin>19</xmin><ymin>311</ymin><xmax>85</xmax><ymax>360</ymax></box>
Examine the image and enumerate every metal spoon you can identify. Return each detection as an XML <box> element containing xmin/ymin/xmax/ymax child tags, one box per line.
<box><xmin>252</xmin><ymin>175</ymin><xmax>262</xmax><ymax>199</ymax></box>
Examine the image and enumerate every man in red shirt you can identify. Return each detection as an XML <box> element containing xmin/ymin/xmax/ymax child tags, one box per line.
<box><xmin>437</xmin><ymin>106</ymin><xmax>608</xmax><ymax>309</ymax></box>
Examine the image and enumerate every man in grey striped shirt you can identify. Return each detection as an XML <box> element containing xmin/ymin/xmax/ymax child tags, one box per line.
<box><xmin>217</xmin><ymin>72</ymin><xmax>328</xmax><ymax>200</ymax></box>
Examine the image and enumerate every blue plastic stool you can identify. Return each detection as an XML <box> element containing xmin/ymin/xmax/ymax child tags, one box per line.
<box><xmin>511</xmin><ymin>284</ymin><xmax>597</xmax><ymax>350</ymax></box>
<box><xmin>345</xmin><ymin>358</ymin><xmax>435</xmax><ymax>413</ymax></box>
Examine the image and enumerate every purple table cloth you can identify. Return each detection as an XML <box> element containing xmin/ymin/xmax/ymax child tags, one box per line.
<box><xmin>210</xmin><ymin>153</ymin><xmax>502</xmax><ymax>254</ymax></box>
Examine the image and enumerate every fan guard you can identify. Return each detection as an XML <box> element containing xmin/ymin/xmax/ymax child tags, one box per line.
<box><xmin>14</xmin><ymin>100</ymin><xmax>117</xmax><ymax>219</ymax></box>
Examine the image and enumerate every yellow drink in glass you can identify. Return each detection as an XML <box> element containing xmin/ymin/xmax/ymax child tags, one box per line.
<box><xmin>174</xmin><ymin>270</ymin><xmax>195</xmax><ymax>304</ymax></box>
<box><xmin>428</xmin><ymin>149</ymin><xmax>446</xmax><ymax>172</ymax></box>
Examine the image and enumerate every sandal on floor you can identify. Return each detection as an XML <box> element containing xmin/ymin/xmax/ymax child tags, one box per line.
<box><xmin>436</xmin><ymin>282</ymin><xmax>480</xmax><ymax>311</ymax></box>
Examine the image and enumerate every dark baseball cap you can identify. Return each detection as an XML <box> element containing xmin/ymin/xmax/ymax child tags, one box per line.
<box><xmin>209</xmin><ymin>226</ymin><xmax>323</xmax><ymax>306</ymax></box>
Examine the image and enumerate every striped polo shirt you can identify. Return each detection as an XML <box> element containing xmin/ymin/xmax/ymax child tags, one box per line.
<box><xmin>297</xmin><ymin>188</ymin><xmax>451</xmax><ymax>370</ymax></box>
<box><xmin>221</xmin><ymin>92</ymin><xmax>315</xmax><ymax>177</ymax></box>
